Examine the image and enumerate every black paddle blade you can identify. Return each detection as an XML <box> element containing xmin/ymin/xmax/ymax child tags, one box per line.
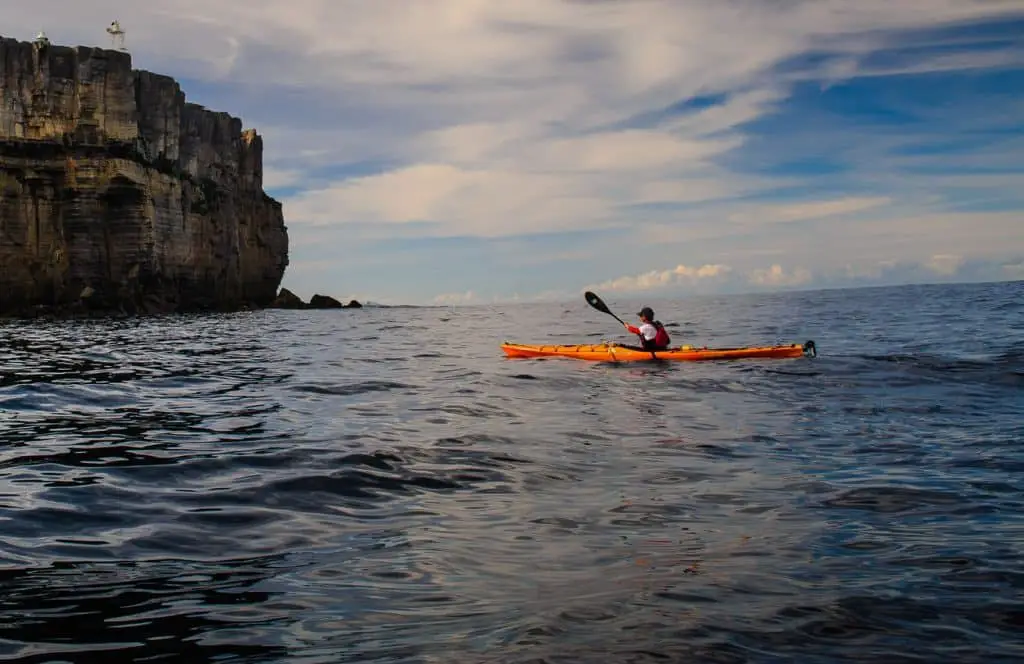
<box><xmin>584</xmin><ymin>291</ymin><xmax>611</xmax><ymax>314</ymax></box>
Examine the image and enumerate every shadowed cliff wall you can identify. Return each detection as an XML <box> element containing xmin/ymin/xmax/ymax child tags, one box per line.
<box><xmin>0</xmin><ymin>35</ymin><xmax>288</xmax><ymax>315</ymax></box>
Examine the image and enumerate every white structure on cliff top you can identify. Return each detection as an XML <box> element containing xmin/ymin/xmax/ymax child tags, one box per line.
<box><xmin>106</xmin><ymin>20</ymin><xmax>126</xmax><ymax>51</ymax></box>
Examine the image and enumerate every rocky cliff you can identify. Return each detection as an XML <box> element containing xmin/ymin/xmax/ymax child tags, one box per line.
<box><xmin>0</xmin><ymin>35</ymin><xmax>288</xmax><ymax>316</ymax></box>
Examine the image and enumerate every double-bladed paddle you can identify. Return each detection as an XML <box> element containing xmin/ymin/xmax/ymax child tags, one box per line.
<box><xmin>584</xmin><ymin>291</ymin><xmax>624</xmax><ymax>325</ymax></box>
<box><xmin>584</xmin><ymin>290</ymin><xmax>646</xmax><ymax>347</ymax></box>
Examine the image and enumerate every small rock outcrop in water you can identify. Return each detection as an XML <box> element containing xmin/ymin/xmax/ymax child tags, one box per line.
<box><xmin>268</xmin><ymin>288</ymin><xmax>362</xmax><ymax>309</ymax></box>
<box><xmin>269</xmin><ymin>288</ymin><xmax>306</xmax><ymax>310</ymax></box>
<box><xmin>0</xmin><ymin>35</ymin><xmax>289</xmax><ymax>317</ymax></box>
<box><xmin>309</xmin><ymin>294</ymin><xmax>342</xmax><ymax>308</ymax></box>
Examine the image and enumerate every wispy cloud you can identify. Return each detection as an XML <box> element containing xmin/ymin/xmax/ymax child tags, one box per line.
<box><xmin>728</xmin><ymin>197</ymin><xmax>893</xmax><ymax>225</ymax></box>
<box><xmin>262</xmin><ymin>167</ymin><xmax>304</xmax><ymax>190</ymax></box>
<box><xmin>585</xmin><ymin>264</ymin><xmax>732</xmax><ymax>294</ymax></box>
<box><xmin>6</xmin><ymin>0</ymin><xmax>1023</xmax><ymax>303</ymax></box>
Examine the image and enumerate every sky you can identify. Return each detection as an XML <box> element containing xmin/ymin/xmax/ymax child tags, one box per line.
<box><xmin>5</xmin><ymin>0</ymin><xmax>1024</xmax><ymax>305</ymax></box>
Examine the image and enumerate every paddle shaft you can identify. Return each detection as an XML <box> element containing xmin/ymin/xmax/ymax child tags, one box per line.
<box><xmin>584</xmin><ymin>291</ymin><xmax>648</xmax><ymax>349</ymax></box>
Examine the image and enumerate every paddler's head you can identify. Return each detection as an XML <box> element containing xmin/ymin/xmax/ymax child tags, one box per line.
<box><xmin>637</xmin><ymin>306</ymin><xmax>654</xmax><ymax>322</ymax></box>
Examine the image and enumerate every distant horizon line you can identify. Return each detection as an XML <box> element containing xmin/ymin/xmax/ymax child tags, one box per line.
<box><xmin>300</xmin><ymin>275</ymin><xmax>1023</xmax><ymax>309</ymax></box>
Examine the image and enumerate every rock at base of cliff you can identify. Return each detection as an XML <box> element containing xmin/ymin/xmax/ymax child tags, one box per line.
<box><xmin>270</xmin><ymin>288</ymin><xmax>306</xmax><ymax>309</ymax></box>
<box><xmin>309</xmin><ymin>294</ymin><xmax>344</xmax><ymax>308</ymax></box>
<box><xmin>266</xmin><ymin>289</ymin><xmax>363</xmax><ymax>310</ymax></box>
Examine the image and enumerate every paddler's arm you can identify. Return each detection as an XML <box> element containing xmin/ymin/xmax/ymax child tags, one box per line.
<box><xmin>623</xmin><ymin>322</ymin><xmax>640</xmax><ymax>335</ymax></box>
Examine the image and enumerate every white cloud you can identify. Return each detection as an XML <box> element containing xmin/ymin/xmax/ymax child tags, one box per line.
<box><xmin>413</xmin><ymin>121</ymin><xmax>538</xmax><ymax>166</ymax></box>
<box><xmin>278</xmin><ymin>92</ymin><xmax>769</xmax><ymax>236</ymax></box>
<box><xmin>283</xmin><ymin>163</ymin><xmax>612</xmax><ymax>237</ymax></box>
<box><xmin>632</xmin><ymin>208</ymin><xmax>1022</xmax><ymax>274</ymax></box>
<box><xmin>432</xmin><ymin>290</ymin><xmax>477</xmax><ymax>306</ymax></box>
<box><xmin>925</xmin><ymin>254</ymin><xmax>965</xmax><ymax>276</ymax></box>
<box><xmin>585</xmin><ymin>263</ymin><xmax>732</xmax><ymax>293</ymax></box>
<box><xmin>843</xmin><ymin>260</ymin><xmax>898</xmax><ymax>280</ymax></box>
<box><xmin>748</xmin><ymin>264</ymin><xmax>814</xmax><ymax>288</ymax></box>
<box><xmin>563</xmin><ymin>255</ymin><xmax>1011</xmax><ymax>300</ymax></box>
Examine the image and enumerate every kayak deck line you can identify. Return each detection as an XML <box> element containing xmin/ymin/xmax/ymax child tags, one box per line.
<box><xmin>500</xmin><ymin>340</ymin><xmax>817</xmax><ymax>362</ymax></box>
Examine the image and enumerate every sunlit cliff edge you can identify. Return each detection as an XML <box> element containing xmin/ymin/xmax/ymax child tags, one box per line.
<box><xmin>0</xmin><ymin>34</ymin><xmax>289</xmax><ymax>317</ymax></box>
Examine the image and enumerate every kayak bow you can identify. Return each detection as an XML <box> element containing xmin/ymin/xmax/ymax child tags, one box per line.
<box><xmin>500</xmin><ymin>340</ymin><xmax>817</xmax><ymax>362</ymax></box>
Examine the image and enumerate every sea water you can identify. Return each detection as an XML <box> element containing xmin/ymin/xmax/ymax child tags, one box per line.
<box><xmin>1</xmin><ymin>280</ymin><xmax>1021</xmax><ymax>662</ymax></box>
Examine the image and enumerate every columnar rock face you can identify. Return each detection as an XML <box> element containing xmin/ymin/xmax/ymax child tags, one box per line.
<box><xmin>0</xmin><ymin>35</ymin><xmax>289</xmax><ymax>315</ymax></box>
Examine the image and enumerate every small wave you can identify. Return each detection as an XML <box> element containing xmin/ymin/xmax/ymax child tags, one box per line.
<box><xmin>821</xmin><ymin>486</ymin><xmax>963</xmax><ymax>514</ymax></box>
<box><xmin>856</xmin><ymin>350</ymin><xmax>1024</xmax><ymax>386</ymax></box>
<box><xmin>291</xmin><ymin>380</ymin><xmax>417</xmax><ymax>395</ymax></box>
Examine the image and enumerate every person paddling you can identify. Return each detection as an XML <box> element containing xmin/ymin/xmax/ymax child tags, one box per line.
<box><xmin>623</xmin><ymin>306</ymin><xmax>671</xmax><ymax>351</ymax></box>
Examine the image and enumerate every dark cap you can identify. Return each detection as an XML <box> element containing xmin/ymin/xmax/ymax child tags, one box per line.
<box><xmin>637</xmin><ymin>306</ymin><xmax>654</xmax><ymax>319</ymax></box>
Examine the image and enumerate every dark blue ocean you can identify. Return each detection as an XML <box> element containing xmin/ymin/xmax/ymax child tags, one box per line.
<box><xmin>1</xmin><ymin>280</ymin><xmax>1022</xmax><ymax>663</ymax></box>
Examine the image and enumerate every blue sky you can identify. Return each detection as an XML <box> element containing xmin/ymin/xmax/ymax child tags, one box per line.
<box><xmin>7</xmin><ymin>1</ymin><xmax>1024</xmax><ymax>304</ymax></box>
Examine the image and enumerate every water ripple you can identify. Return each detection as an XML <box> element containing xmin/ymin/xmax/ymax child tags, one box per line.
<box><xmin>1</xmin><ymin>280</ymin><xmax>1022</xmax><ymax>662</ymax></box>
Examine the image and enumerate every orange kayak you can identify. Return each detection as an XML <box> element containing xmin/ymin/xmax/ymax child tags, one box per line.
<box><xmin>500</xmin><ymin>340</ymin><xmax>817</xmax><ymax>362</ymax></box>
